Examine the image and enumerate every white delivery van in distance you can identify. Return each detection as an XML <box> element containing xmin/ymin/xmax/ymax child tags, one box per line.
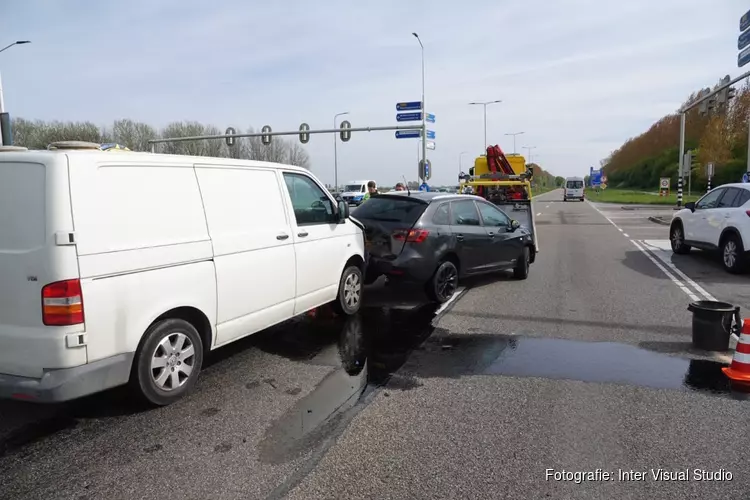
<box><xmin>340</xmin><ymin>179</ymin><xmax>375</xmax><ymax>206</ymax></box>
<box><xmin>564</xmin><ymin>177</ymin><xmax>585</xmax><ymax>201</ymax></box>
<box><xmin>0</xmin><ymin>142</ymin><xmax>366</xmax><ymax>405</ymax></box>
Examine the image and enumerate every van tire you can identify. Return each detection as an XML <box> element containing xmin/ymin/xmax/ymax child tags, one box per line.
<box><xmin>333</xmin><ymin>265</ymin><xmax>363</xmax><ymax>315</ymax></box>
<box><xmin>131</xmin><ymin>318</ymin><xmax>204</xmax><ymax>406</ymax></box>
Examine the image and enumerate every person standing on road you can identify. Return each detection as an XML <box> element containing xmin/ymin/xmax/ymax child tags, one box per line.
<box><xmin>362</xmin><ymin>180</ymin><xmax>378</xmax><ymax>202</ymax></box>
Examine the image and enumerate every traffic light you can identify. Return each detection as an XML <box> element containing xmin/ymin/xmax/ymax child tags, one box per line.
<box><xmin>299</xmin><ymin>123</ymin><xmax>310</xmax><ymax>144</ymax></box>
<box><xmin>339</xmin><ymin>120</ymin><xmax>351</xmax><ymax>142</ymax></box>
<box><xmin>419</xmin><ymin>159</ymin><xmax>431</xmax><ymax>180</ymax></box>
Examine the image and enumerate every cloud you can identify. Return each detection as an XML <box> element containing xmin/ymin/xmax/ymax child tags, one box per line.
<box><xmin>0</xmin><ymin>0</ymin><xmax>745</xmax><ymax>183</ymax></box>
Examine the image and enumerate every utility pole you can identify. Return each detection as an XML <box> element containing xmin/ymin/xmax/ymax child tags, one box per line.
<box><xmin>0</xmin><ymin>40</ymin><xmax>31</xmax><ymax>146</ymax></box>
<box><xmin>413</xmin><ymin>33</ymin><xmax>426</xmax><ymax>180</ymax></box>
<box><xmin>333</xmin><ymin>111</ymin><xmax>349</xmax><ymax>192</ymax></box>
<box><xmin>504</xmin><ymin>132</ymin><xmax>524</xmax><ymax>155</ymax></box>
<box><xmin>469</xmin><ymin>100</ymin><xmax>502</xmax><ymax>150</ymax></box>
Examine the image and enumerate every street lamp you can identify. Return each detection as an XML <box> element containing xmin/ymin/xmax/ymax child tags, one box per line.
<box><xmin>522</xmin><ymin>146</ymin><xmax>537</xmax><ymax>162</ymax></box>
<box><xmin>333</xmin><ymin>111</ymin><xmax>349</xmax><ymax>193</ymax></box>
<box><xmin>0</xmin><ymin>40</ymin><xmax>31</xmax><ymax>55</ymax></box>
<box><xmin>504</xmin><ymin>131</ymin><xmax>524</xmax><ymax>155</ymax></box>
<box><xmin>469</xmin><ymin>100</ymin><xmax>502</xmax><ymax>150</ymax></box>
<box><xmin>412</xmin><ymin>32</ymin><xmax>426</xmax><ymax>178</ymax></box>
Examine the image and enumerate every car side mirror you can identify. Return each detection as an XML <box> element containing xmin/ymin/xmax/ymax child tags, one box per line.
<box><xmin>337</xmin><ymin>200</ymin><xmax>350</xmax><ymax>221</ymax></box>
<box><xmin>509</xmin><ymin>219</ymin><xmax>521</xmax><ymax>231</ymax></box>
<box><xmin>685</xmin><ymin>201</ymin><xmax>696</xmax><ymax>213</ymax></box>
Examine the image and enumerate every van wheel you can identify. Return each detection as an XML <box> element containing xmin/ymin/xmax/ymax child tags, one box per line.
<box><xmin>131</xmin><ymin>319</ymin><xmax>203</xmax><ymax>406</ymax></box>
<box><xmin>514</xmin><ymin>247</ymin><xmax>530</xmax><ymax>280</ymax></box>
<box><xmin>333</xmin><ymin>265</ymin><xmax>363</xmax><ymax>315</ymax></box>
<box><xmin>426</xmin><ymin>260</ymin><xmax>458</xmax><ymax>303</ymax></box>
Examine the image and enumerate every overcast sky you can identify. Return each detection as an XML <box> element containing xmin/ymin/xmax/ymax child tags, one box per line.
<box><xmin>0</xmin><ymin>0</ymin><xmax>746</xmax><ymax>185</ymax></box>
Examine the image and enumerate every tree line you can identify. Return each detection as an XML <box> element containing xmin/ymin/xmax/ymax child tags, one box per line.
<box><xmin>601</xmin><ymin>79</ymin><xmax>750</xmax><ymax>191</ymax></box>
<box><xmin>9</xmin><ymin>118</ymin><xmax>311</xmax><ymax>168</ymax></box>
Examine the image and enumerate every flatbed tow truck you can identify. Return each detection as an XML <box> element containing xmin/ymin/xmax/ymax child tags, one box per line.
<box><xmin>458</xmin><ymin>145</ymin><xmax>539</xmax><ymax>260</ymax></box>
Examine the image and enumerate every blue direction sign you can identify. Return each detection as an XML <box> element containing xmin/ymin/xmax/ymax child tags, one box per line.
<box><xmin>397</xmin><ymin>101</ymin><xmax>423</xmax><ymax>111</ymax></box>
<box><xmin>739</xmin><ymin>29</ymin><xmax>750</xmax><ymax>51</ymax></box>
<box><xmin>426</xmin><ymin>113</ymin><xmax>436</xmax><ymax>123</ymax></box>
<box><xmin>739</xmin><ymin>46</ymin><xmax>750</xmax><ymax>68</ymax></box>
<box><xmin>397</xmin><ymin>112</ymin><xmax>422</xmax><ymax>122</ymax></box>
<box><xmin>741</xmin><ymin>9</ymin><xmax>750</xmax><ymax>32</ymax></box>
<box><xmin>395</xmin><ymin>130</ymin><xmax>421</xmax><ymax>139</ymax></box>
<box><xmin>426</xmin><ymin>130</ymin><xmax>436</xmax><ymax>140</ymax></box>
<box><xmin>590</xmin><ymin>169</ymin><xmax>602</xmax><ymax>187</ymax></box>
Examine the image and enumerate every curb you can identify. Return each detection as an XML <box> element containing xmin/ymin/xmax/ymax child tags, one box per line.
<box><xmin>648</xmin><ymin>216</ymin><xmax>670</xmax><ymax>226</ymax></box>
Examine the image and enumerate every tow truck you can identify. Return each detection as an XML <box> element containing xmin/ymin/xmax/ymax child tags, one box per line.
<box><xmin>458</xmin><ymin>145</ymin><xmax>539</xmax><ymax>261</ymax></box>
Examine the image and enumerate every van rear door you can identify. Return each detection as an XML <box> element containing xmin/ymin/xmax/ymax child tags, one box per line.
<box><xmin>0</xmin><ymin>154</ymin><xmax>85</xmax><ymax>378</ymax></box>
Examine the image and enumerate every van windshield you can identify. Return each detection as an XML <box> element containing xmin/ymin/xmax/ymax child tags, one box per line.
<box><xmin>567</xmin><ymin>180</ymin><xmax>584</xmax><ymax>189</ymax></box>
<box><xmin>344</xmin><ymin>184</ymin><xmax>364</xmax><ymax>192</ymax></box>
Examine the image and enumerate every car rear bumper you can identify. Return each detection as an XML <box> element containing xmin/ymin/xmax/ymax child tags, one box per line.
<box><xmin>366</xmin><ymin>252</ymin><xmax>436</xmax><ymax>283</ymax></box>
<box><xmin>0</xmin><ymin>352</ymin><xmax>134</xmax><ymax>403</ymax></box>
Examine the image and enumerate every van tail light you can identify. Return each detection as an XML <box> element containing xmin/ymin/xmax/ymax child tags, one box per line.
<box><xmin>393</xmin><ymin>229</ymin><xmax>430</xmax><ymax>243</ymax></box>
<box><xmin>42</xmin><ymin>279</ymin><xmax>84</xmax><ymax>326</ymax></box>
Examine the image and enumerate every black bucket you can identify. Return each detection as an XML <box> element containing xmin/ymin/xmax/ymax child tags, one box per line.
<box><xmin>687</xmin><ymin>301</ymin><xmax>741</xmax><ymax>351</ymax></box>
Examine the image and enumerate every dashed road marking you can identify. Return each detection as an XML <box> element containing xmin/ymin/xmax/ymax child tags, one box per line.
<box><xmin>631</xmin><ymin>240</ymin><xmax>699</xmax><ymax>301</ymax></box>
<box><xmin>623</xmin><ymin>233</ymin><xmax>629</xmax><ymax>237</ymax></box>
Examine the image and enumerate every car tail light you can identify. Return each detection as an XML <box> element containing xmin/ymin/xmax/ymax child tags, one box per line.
<box><xmin>393</xmin><ymin>229</ymin><xmax>430</xmax><ymax>243</ymax></box>
<box><xmin>746</xmin><ymin>210</ymin><xmax>750</xmax><ymax>218</ymax></box>
<box><xmin>42</xmin><ymin>279</ymin><xmax>84</xmax><ymax>326</ymax></box>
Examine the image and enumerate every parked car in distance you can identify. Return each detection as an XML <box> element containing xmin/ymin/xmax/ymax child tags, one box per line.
<box><xmin>670</xmin><ymin>183</ymin><xmax>750</xmax><ymax>273</ymax></box>
<box><xmin>0</xmin><ymin>142</ymin><xmax>365</xmax><ymax>405</ymax></box>
<box><xmin>352</xmin><ymin>192</ymin><xmax>535</xmax><ymax>303</ymax></box>
<box><xmin>564</xmin><ymin>177</ymin><xmax>585</xmax><ymax>201</ymax></box>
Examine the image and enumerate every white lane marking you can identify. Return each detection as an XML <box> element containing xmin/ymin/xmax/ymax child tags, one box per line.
<box><xmin>434</xmin><ymin>286</ymin><xmax>466</xmax><ymax>316</ymax></box>
<box><xmin>618</xmin><ymin>228</ymin><xmax>623</xmax><ymax>232</ymax></box>
<box><xmin>640</xmin><ymin>240</ymin><xmax>718</xmax><ymax>301</ymax></box>
<box><xmin>623</xmin><ymin>233</ymin><xmax>629</xmax><ymax>237</ymax></box>
<box><xmin>631</xmin><ymin>240</ymin><xmax>700</xmax><ymax>301</ymax></box>
<box><xmin>587</xmin><ymin>201</ymin><xmax>621</xmax><ymax>229</ymax></box>
<box><xmin>536</xmin><ymin>212</ymin><xmax>542</xmax><ymax>216</ymax></box>
<box><xmin>545</xmin><ymin>205</ymin><xmax>550</xmax><ymax>208</ymax></box>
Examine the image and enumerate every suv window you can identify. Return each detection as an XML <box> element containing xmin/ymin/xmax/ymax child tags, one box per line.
<box><xmin>351</xmin><ymin>196</ymin><xmax>427</xmax><ymax>225</ymax></box>
<box><xmin>432</xmin><ymin>203</ymin><xmax>450</xmax><ymax>225</ymax></box>
<box><xmin>717</xmin><ymin>188</ymin><xmax>740</xmax><ymax>208</ymax></box>
<box><xmin>733</xmin><ymin>189</ymin><xmax>750</xmax><ymax>207</ymax></box>
<box><xmin>283</xmin><ymin>173</ymin><xmax>336</xmax><ymax>225</ymax></box>
<box><xmin>476</xmin><ymin>202</ymin><xmax>510</xmax><ymax>227</ymax></box>
<box><xmin>450</xmin><ymin>200</ymin><xmax>480</xmax><ymax>226</ymax></box>
<box><xmin>696</xmin><ymin>188</ymin><xmax>724</xmax><ymax>210</ymax></box>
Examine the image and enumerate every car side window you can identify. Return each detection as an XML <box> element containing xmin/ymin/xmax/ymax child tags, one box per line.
<box><xmin>717</xmin><ymin>188</ymin><xmax>739</xmax><ymax>209</ymax></box>
<box><xmin>476</xmin><ymin>202</ymin><xmax>510</xmax><ymax>227</ymax></box>
<box><xmin>282</xmin><ymin>173</ymin><xmax>336</xmax><ymax>226</ymax></box>
<box><xmin>450</xmin><ymin>200</ymin><xmax>481</xmax><ymax>226</ymax></box>
<box><xmin>695</xmin><ymin>188</ymin><xmax>724</xmax><ymax>210</ymax></box>
<box><xmin>432</xmin><ymin>203</ymin><xmax>450</xmax><ymax>225</ymax></box>
<box><xmin>734</xmin><ymin>189</ymin><xmax>750</xmax><ymax>207</ymax></box>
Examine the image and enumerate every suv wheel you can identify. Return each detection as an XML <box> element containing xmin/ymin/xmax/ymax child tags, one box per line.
<box><xmin>333</xmin><ymin>265</ymin><xmax>363</xmax><ymax>315</ymax></box>
<box><xmin>426</xmin><ymin>260</ymin><xmax>458</xmax><ymax>303</ymax></box>
<box><xmin>721</xmin><ymin>234</ymin><xmax>746</xmax><ymax>274</ymax></box>
<box><xmin>670</xmin><ymin>223</ymin><xmax>691</xmax><ymax>255</ymax></box>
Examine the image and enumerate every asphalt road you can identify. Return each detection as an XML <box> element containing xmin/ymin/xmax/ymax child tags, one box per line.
<box><xmin>1</xmin><ymin>189</ymin><xmax>748</xmax><ymax>499</ymax></box>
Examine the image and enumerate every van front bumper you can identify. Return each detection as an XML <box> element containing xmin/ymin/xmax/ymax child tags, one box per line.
<box><xmin>0</xmin><ymin>352</ymin><xmax>134</xmax><ymax>403</ymax></box>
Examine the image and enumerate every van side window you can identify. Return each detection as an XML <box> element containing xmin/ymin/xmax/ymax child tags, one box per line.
<box><xmin>283</xmin><ymin>173</ymin><xmax>336</xmax><ymax>225</ymax></box>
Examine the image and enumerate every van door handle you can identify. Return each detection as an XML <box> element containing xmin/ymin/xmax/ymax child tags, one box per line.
<box><xmin>298</xmin><ymin>231</ymin><xmax>309</xmax><ymax>237</ymax></box>
<box><xmin>276</xmin><ymin>233</ymin><xmax>289</xmax><ymax>240</ymax></box>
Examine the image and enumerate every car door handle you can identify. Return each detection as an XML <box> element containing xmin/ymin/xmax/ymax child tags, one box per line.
<box><xmin>298</xmin><ymin>231</ymin><xmax>309</xmax><ymax>237</ymax></box>
<box><xmin>487</xmin><ymin>232</ymin><xmax>495</xmax><ymax>238</ymax></box>
<box><xmin>276</xmin><ymin>233</ymin><xmax>289</xmax><ymax>240</ymax></box>
<box><xmin>456</xmin><ymin>234</ymin><xmax>464</xmax><ymax>241</ymax></box>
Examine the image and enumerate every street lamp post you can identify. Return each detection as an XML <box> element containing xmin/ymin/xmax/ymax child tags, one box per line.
<box><xmin>504</xmin><ymin>131</ymin><xmax>524</xmax><ymax>155</ymax></box>
<box><xmin>0</xmin><ymin>41</ymin><xmax>31</xmax><ymax>146</ymax></box>
<box><xmin>469</xmin><ymin>100</ymin><xmax>502</xmax><ymax>150</ymax></box>
<box><xmin>333</xmin><ymin>111</ymin><xmax>349</xmax><ymax>193</ymax></box>
<box><xmin>522</xmin><ymin>146</ymin><xmax>537</xmax><ymax>162</ymax></box>
<box><xmin>412</xmin><ymin>33</ymin><xmax>426</xmax><ymax>180</ymax></box>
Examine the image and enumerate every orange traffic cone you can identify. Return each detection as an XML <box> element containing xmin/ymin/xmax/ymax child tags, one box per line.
<box><xmin>722</xmin><ymin>319</ymin><xmax>750</xmax><ymax>384</ymax></box>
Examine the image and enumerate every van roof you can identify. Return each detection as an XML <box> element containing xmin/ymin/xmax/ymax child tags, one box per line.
<box><xmin>566</xmin><ymin>176</ymin><xmax>584</xmax><ymax>180</ymax></box>
<box><xmin>0</xmin><ymin>148</ymin><xmax>311</xmax><ymax>173</ymax></box>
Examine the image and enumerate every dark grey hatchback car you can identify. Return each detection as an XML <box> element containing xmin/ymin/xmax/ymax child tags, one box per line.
<box><xmin>352</xmin><ymin>192</ymin><xmax>535</xmax><ymax>303</ymax></box>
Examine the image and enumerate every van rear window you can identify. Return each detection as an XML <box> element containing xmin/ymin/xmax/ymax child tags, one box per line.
<box><xmin>567</xmin><ymin>180</ymin><xmax>584</xmax><ymax>189</ymax></box>
<box><xmin>0</xmin><ymin>162</ymin><xmax>45</xmax><ymax>251</ymax></box>
<box><xmin>352</xmin><ymin>196</ymin><xmax>427</xmax><ymax>224</ymax></box>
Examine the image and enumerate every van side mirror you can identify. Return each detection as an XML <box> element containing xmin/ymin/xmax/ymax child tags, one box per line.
<box><xmin>685</xmin><ymin>201</ymin><xmax>696</xmax><ymax>213</ymax></box>
<box><xmin>337</xmin><ymin>200</ymin><xmax>350</xmax><ymax>221</ymax></box>
<box><xmin>509</xmin><ymin>219</ymin><xmax>521</xmax><ymax>232</ymax></box>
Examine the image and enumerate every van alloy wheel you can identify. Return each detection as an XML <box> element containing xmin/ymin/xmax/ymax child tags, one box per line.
<box><xmin>151</xmin><ymin>332</ymin><xmax>196</xmax><ymax>391</ymax></box>
<box><xmin>343</xmin><ymin>271</ymin><xmax>361</xmax><ymax>310</ymax></box>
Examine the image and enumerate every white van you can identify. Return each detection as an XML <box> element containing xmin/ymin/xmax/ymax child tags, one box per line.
<box><xmin>0</xmin><ymin>142</ymin><xmax>366</xmax><ymax>405</ymax></box>
<box><xmin>564</xmin><ymin>177</ymin><xmax>585</xmax><ymax>201</ymax></box>
<box><xmin>340</xmin><ymin>179</ymin><xmax>375</xmax><ymax>206</ymax></box>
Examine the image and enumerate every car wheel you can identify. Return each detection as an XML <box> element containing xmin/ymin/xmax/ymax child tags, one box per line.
<box><xmin>513</xmin><ymin>246</ymin><xmax>530</xmax><ymax>280</ymax></box>
<box><xmin>721</xmin><ymin>234</ymin><xmax>746</xmax><ymax>274</ymax></box>
<box><xmin>426</xmin><ymin>260</ymin><xmax>458</xmax><ymax>303</ymax></box>
<box><xmin>670</xmin><ymin>223</ymin><xmax>691</xmax><ymax>254</ymax></box>
<box><xmin>131</xmin><ymin>318</ymin><xmax>204</xmax><ymax>406</ymax></box>
<box><xmin>333</xmin><ymin>265</ymin><xmax>363</xmax><ymax>315</ymax></box>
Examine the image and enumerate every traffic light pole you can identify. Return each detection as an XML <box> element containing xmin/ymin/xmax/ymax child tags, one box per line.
<box><xmin>678</xmin><ymin>113</ymin><xmax>685</xmax><ymax>208</ymax></box>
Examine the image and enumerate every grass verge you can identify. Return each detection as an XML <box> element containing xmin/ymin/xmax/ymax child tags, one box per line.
<box><xmin>584</xmin><ymin>189</ymin><xmax>700</xmax><ymax>205</ymax></box>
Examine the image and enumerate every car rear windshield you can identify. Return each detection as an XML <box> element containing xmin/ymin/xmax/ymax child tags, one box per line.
<box><xmin>352</xmin><ymin>197</ymin><xmax>427</xmax><ymax>224</ymax></box>
<box><xmin>567</xmin><ymin>180</ymin><xmax>583</xmax><ymax>189</ymax></box>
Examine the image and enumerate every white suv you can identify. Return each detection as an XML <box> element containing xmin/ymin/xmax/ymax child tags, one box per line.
<box><xmin>670</xmin><ymin>183</ymin><xmax>750</xmax><ymax>273</ymax></box>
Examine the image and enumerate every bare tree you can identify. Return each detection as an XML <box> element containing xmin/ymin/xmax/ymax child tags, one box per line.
<box><xmin>287</xmin><ymin>142</ymin><xmax>311</xmax><ymax>168</ymax></box>
<box><xmin>111</xmin><ymin>119</ymin><xmax>158</xmax><ymax>151</ymax></box>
